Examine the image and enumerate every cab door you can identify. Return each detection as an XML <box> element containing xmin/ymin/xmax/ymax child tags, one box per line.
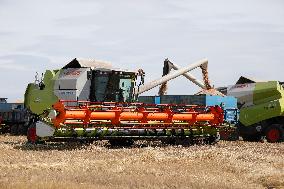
<box><xmin>119</xmin><ymin>79</ymin><xmax>132</xmax><ymax>102</ymax></box>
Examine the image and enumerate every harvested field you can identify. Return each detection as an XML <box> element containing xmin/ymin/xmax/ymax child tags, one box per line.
<box><xmin>0</xmin><ymin>135</ymin><xmax>283</xmax><ymax>189</ymax></box>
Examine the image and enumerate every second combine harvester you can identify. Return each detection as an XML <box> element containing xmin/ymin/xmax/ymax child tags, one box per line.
<box><xmin>24</xmin><ymin>58</ymin><xmax>236</xmax><ymax>145</ymax></box>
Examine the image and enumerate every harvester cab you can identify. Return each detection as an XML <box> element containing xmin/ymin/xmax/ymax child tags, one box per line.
<box><xmin>25</xmin><ymin>58</ymin><xmax>139</xmax><ymax>115</ymax></box>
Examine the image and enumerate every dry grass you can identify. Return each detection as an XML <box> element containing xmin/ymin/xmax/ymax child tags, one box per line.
<box><xmin>0</xmin><ymin>135</ymin><xmax>283</xmax><ymax>189</ymax></box>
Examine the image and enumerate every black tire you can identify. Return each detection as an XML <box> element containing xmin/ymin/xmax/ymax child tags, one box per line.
<box><xmin>237</xmin><ymin>122</ymin><xmax>261</xmax><ymax>142</ymax></box>
<box><xmin>206</xmin><ymin>133</ymin><xmax>220</xmax><ymax>145</ymax></box>
<box><xmin>221</xmin><ymin>127</ymin><xmax>239</xmax><ymax>141</ymax></box>
<box><xmin>79</xmin><ymin>139</ymin><xmax>95</xmax><ymax>145</ymax></box>
<box><xmin>109</xmin><ymin>139</ymin><xmax>134</xmax><ymax>147</ymax></box>
<box><xmin>161</xmin><ymin>138</ymin><xmax>177</xmax><ymax>145</ymax></box>
<box><xmin>22</xmin><ymin>125</ymin><xmax>29</xmax><ymax>136</ymax></box>
<box><xmin>229</xmin><ymin>129</ymin><xmax>240</xmax><ymax>141</ymax></box>
<box><xmin>265</xmin><ymin>124</ymin><xmax>284</xmax><ymax>143</ymax></box>
<box><xmin>241</xmin><ymin>134</ymin><xmax>262</xmax><ymax>142</ymax></box>
<box><xmin>10</xmin><ymin>124</ymin><xmax>19</xmax><ymax>135</ymax></box>
<box><xmin>17</xmin><ymin>124</ymin><xmax>26</xmax><ymax>135</ymax></box>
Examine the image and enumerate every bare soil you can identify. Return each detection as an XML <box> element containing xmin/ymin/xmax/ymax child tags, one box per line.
<box><xmin>0</xmin><ymin>135</ymin><xmax>283</xmax><ymax>189</ymax></box>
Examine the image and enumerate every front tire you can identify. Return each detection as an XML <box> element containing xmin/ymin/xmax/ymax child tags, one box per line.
<box><xmin>27</xmin><ymin>123</ymin><xmax>37</xmax><ymax>144</ymax></box>
<box><xmin>237</xmin><ymin>123</ymin><xmax>261</xmax><ymax>142</ymax></box>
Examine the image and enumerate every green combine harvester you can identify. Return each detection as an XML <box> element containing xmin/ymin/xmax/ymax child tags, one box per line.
<box><xmin>227</xmin><ymin>78</ymin><xmax>284</xmax><ymax>142</ymax></box>
<box><xmin>24</xmin><ymin>58</ymin><xmax>228</xmax><ymax>145</ymax></box>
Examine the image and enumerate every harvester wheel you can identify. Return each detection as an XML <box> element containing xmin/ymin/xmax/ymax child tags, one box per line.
<box><xmin>109</xmin><ymin>139</ymin><xmax>134</xmax><ymax>147</ymax></box>
<box><xmin>265</xmin><ymin>124</ymin><xmax>284</xmax><ymax>143</ymax></box>
<box><xmin>161</xmin><ymin>137</ymin><xmax>193</xmax><ymax>146</ymax></box>
<box><xmin>237</xmin><ymin>122</ymin><xmax>261</xmax><ymax>142</ymax></box>
<box><xmin>161</xmin><ymin>138</ymin><xmax>176</xmax><ymax>145</ymax></box>
<box><xmin>229</xmin><ymin>129</ymin><xmax>240</xmax><ymax>141</ymax></box>
<box><xmin>220</xmin><ymin>128</ymin><xmax>239</xmax><ymax>141</ymax></box>
<box><xmin>10</xmin><ymin>124</ymin><xmax>19</xmax><ymax>135</ymax></box>
<box><xmin>17</xmin><ymin>124</ymin><xmax>27</xmax><ymax>136</ymax></box>
<box><xmin>241</xmin><ymin>134</ymin><xmax>261</xmax><ymax>142</ymax></box>
<box><xmin>206</xmin><ymin>133</ymin><xmax>220</xmax><ymax>145</ymax></box>
<box><xmin>79</xmin><ymin>139</ymin><xmax>95</xmax><ymax>145</ymax></box>
<box><xmin>27</xmin><ymin>123</ymin><xmax>37</xmax><ymax>144</ymax></box>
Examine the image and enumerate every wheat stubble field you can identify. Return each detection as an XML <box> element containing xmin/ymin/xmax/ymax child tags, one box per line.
<box><xmin>0</xmin><ymin>135</ymin><xmax>283</xmax><ymax>189</ymax></box>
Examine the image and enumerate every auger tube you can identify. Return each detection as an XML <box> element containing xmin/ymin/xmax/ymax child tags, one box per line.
<box><xmin>134</xmin><ymin>59</ymin><xmax>208</xmax><ymax>95</ymax></box>
<box><xmin>168</xmin><ymin>62</ymin><xmax>206</xmax><ymax>89</ymax></box>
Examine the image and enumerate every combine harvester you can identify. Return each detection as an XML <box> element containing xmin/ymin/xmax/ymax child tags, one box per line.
<box><xmin>24</xmin><ymin>58</ymin><xmax>237</xmax><ymax>145</ymax></box>
<box><xmin>225</xmin><ymin>77</ymin><xmax>284</xmax><ymax>143</ymax></box>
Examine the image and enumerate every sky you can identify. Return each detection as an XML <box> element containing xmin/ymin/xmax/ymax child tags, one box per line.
<box><xmin>0</xmin><ymin>0</ymin><xmax>284</xmax><ymax>102</ymax></box>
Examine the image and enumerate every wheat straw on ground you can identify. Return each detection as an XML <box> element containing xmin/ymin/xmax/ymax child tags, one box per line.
<box><xmin>0</xmin><ymin>135</ymin><xmax>283</xmax><ymax>189</ymax></box>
